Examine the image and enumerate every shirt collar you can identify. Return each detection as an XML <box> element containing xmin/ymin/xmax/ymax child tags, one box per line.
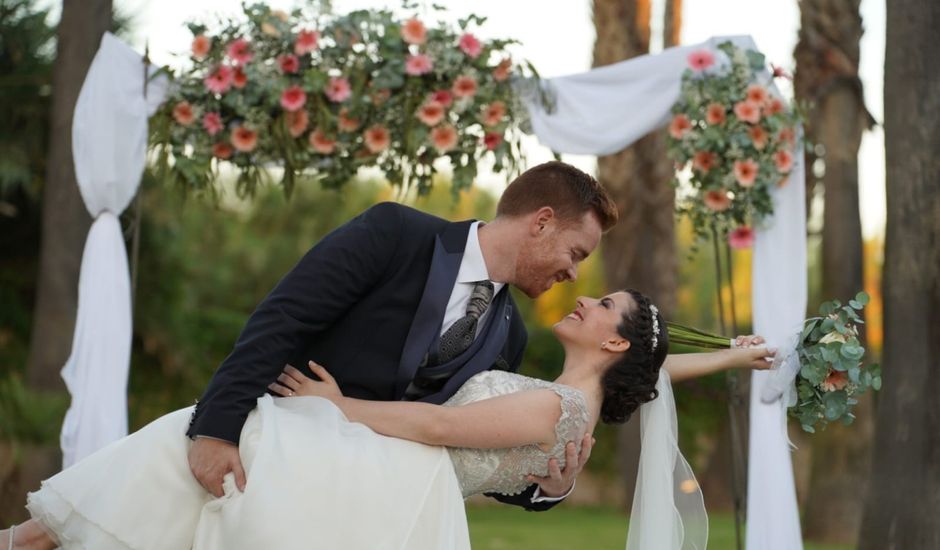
<box><xmin>456</xmin><ymin>221</ymin><xmax>504</xmax><ymax>295</ymax></box>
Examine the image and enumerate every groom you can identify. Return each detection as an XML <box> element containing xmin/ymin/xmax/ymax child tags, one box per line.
<box><xmin>186</xmin><ymin>161</ymin><xmax>618</xmax><ymax>511</ymax></box>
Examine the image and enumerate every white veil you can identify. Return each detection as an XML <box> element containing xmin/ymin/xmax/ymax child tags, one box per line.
<box><xmin>626</xmin><ymin>369</ymin><xmax>708</xmax><ymax>550</ymax></box>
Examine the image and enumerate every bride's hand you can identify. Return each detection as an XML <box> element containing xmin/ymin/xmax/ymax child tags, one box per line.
<box><xmin>726</xmin><ymin>334</ymin><xmax>776</xmax><ymax>370</ymax></box>
<box><xmin>269</xmin><ymin>361</ymin><xmax>343</xmax><ymax>400</ymax></box>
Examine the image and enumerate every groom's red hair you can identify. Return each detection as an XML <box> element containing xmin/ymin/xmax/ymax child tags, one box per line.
<box><xmin>496</xmin><ymin>161</ymin><xmax>618</xmax><ymax>231</ymax></box>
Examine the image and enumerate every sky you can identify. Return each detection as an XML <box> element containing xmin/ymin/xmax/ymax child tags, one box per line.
<box><xmin>105</xmin><ymin>0</ymin><xmax>887</xmax><ymax>238</ymax></box>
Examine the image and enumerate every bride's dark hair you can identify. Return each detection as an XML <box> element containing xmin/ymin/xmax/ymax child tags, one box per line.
<box><xmin>600</xmin><ymin>288</ymin><xmax>669</xmax><ymax>424</ymax></box>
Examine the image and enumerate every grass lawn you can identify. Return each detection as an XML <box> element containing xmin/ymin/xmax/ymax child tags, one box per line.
<box><xmin>467</xmin><ymin>506</ymin><xmax>853</xmax><ymax>550</ymax></box>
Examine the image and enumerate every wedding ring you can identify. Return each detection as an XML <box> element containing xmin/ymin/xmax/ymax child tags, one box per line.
<box><xmin>288</xmin><ymin>391</ymin><xmax>294</xmax><ymax>396</ymax></box>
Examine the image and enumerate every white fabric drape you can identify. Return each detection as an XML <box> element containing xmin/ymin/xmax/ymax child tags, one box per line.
<box><xmin>522</xmin><ymin>35</ymin><xmax>805</xmax><ymax>550</ymax></box>
<box><xmin>61</xmin><ymin>32</ymin><xmax>166</xmax><ymax>468</ymax></box>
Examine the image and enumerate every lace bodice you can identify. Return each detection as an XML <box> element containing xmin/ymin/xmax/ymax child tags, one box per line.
<box><xmin>442</xmin><ymin>370</ymin><xmax>591</xmax><ymax>498</ymax></box>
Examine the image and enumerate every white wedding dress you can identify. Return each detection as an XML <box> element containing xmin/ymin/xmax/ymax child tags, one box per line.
<box><xmin>26</xmin><ymin>371</ymin><xmax>589</xmax><ymax>550</ymax></box>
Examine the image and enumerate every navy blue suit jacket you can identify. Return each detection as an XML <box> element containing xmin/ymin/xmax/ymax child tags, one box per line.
<box><xmin>187</xmin><ymin>202</ymin><xmax>557</xmax><ymax>511</ymax></box>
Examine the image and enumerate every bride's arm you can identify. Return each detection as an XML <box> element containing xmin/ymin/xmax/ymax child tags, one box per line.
<box><xmin>270</xmin><ymin>362</ymin><xmax>562</xmax><ymax>449</ymax></box>
<box><xmin>664</xmin><ymin>336</ymin><xmax>775</xmax><ymax>383</ymax></box>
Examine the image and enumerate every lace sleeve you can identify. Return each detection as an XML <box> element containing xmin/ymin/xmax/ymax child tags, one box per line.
<box><xmin>547</xmin><ymin>385</ymin><xmax>591</xmax><ymax>453</ymax></box>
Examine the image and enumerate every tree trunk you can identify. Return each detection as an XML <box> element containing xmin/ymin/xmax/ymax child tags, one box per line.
<box><xmin>793</xmin><ymin>0</ymin><xmax>875</xmax><ymax>543</ymax></box>
<box><xmin>26</xmin><ymin>0</ymin><xmax>112</xmax><ymax>390</ymax></box>
<box><xmin>592</xmin><ymin>0</ymin><xmax>679</xmax><ymax>506</ymax></box>
<box><xmin>859</xmin><ymin>0</ymin><xmax>940</xmax><ymax>547</ymax></box>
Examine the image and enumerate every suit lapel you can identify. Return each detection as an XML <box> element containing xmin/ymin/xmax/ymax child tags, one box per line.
<box><xmin>394</xmin><ymin>220</ymin><xmax>474</xmax><ymax>398</ymax></box>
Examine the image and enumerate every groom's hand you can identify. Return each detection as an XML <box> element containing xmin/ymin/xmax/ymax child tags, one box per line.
<box><xmin>526</xmin><ymin>433</ymin><xmax>594</xmax><ymax>498</ymax></box>
<box><xmin>188</xmin><ymin>437</ymin><xmax>247</xmax><ymax>498</ymax></box>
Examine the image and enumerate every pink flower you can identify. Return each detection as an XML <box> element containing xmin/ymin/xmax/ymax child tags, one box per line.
<box><xmin>687</xmin><ymin>49</ymin><xmax>715</xmax><ymax>71</ymax></box>
<box><xmin>668</xmin><ymin>114</ymin><xmax>692</xmax><ymax>139</ymax></box>
<box><xmin>309</xmin><ymin>129</ymin><xmax>336</xmax><ymax>154</ymax></box>
<box><xmin>232</xmin><ymin>67</ymin><xmax>248</xmax><ymax>89</ymax></box>
<box><xmin>363</xmin><ymin>125</ymin><xmax>390</xmax><ymax>153</ymax></box>
<box><xmin>325</xmin><ymin>77</ymin><xmax>351</xmax><ymax>103</ymax></box>
<box><xmin>191</xmin><ymin>35</ymin><xmax>211</xmax><ymax>59</ymax></box>
<box><xmin>774</xmin><ymin>149</ymin><xmax>794</xmax><ymax>173</ymax></box>
<box><xmin>172</xmin><ymin>101</ymin><xmax>195</xmax><ymax>126</ymax></box>
<box><xmin>728</xmin><ymin>226</ymin><xmax>755</xmax><ymax>249</ymax></box>
<box><xmin>431</xmin><ymin>124</ymin><xmax>458</xmax><ymax>153</ymax></box>
<box><xmin>734</xmin><ymin>159</ymin><xmax>759</xmax><ymax>187</ymax></box>
<box><xmin>693</xmin><ymin>151</ymin><xmax>718</xmax><ymax>173</ymax></box>
<box><xmin>771</xmin><ymin>64</ymin><xmax>792</xmax><ymax>80</ymax></box>
<box><xmin>452</xmin><ymin>75</ymin><xmax>478</xmax><ymax>98</ymax></box>
<box><xmin>778</xmin><ymin>127</ymin><xmax>796</xmax><ymax>146</ymax></box>
<box><xmin>338</xmin><ymin>108</ymin><xmax>361</xmax><ymax>133</ymax></box>
<box><xmin>286</xmin><ymin>110</ymin><xmax>309</xmax><ymax>138</ymax></box>
<box><xmin>416</xmin><ymin>101</ymin><xmax>446</xmax><ymax>126</ymax></box>
<box><xmin>493</xmin><ymin>58</ymin><xmax>512</xmax><ymax>82</ymax></box>
<box><xmin>748</xmin><ymin>126</ymin><xmax>768</xmax><ymax>150</ymax></box>
<box><xmin>765</xmin><ymin>97</ymin><xmax>785</xmax><ymax>116</ymax></box>
<box><xmin>734</xmin><ymin>101</ymin><xmax>762</xmax><ymax>124</ymax></box>
<box><xmin>706</xmin><ymin>103</ymin><xmax>726</xmax><ymax>126</ymax></box>
<box><xmin>405</xmin><ymin>54</ymin><xmax>433</xmax><ymax>76</ymax></box>
<box><xmin>704</xmin><ymin>189</ymin><xmax>732</xmax><ymax>212</ymax></box>
<box><xmin>280</xmin><ymin>85</ymin><xmax>307</xmax><ymax>112</ymax></box>
<box><xmin>204</xmin><ymin>65</ymin><xmax>233</xmax><ymax>94</ymax></box>
<box><xmin>746</xmin><ymin>84</ymin><xmax>769</xmax><ymax>105</ymax></box>
<box><xmin>821</xmin><ymin>369</ymin><xmax>849</xmax><ymax>392</ymax></box>
<box><xmin>400</xmin><ymin>18</ymin><xmax>427</xmax><ymax>45</ymax></box>
<box><xmin>278</xmin><ymin>54</ymin><xmax>300</xmax><ymax>74</ymax></box>
<box><xmin>230</xmin><ymin>126</ymin><xmax>258</xmax><ymax>152</ymax></box>
<box><xmin>459</xmin><ymin>33</ymin><xmax>482</xmax><ymax>58</ymax></box>
<box><xmin>212</xmin><ymin>142</ymin><xmax>233</xmax><ymax>159</ymax></box>
<box><xmin>431</xmin><ymin>90</ymin><xmax>453</xmax><ymax>107</ymax></box>
<box><xmin>226</xmin><ymin>38</ymin><xmax>253</xmax><ymax>66</ymax></box>
<box><xmin>481</xmin><ymin>101</ymin><xmax>506</xmax><ymax>127</ymax></box>
<box><xmin>202</xmin><ymin>112</ymin><xmax>223</xmax><ymax>135</ymax></box>
<box><xmin>483</xmin><ymin>132</ymin><xmax>503</xmax><ymax>150</ymax></box>
<box><xmin>294</xmin><ymin>29</ymin><xmax>320</xmax><ymax>55</ymax></box>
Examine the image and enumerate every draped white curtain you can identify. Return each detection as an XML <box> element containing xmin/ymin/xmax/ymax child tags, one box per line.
<box><xmin>522</xmin><ymin>35</ymin><xmax>806</xmax><ymax>550</ymax></box>
<box><xmin>61</xmin><ymin>33</ymin><xmax>167</xmax><ymax>468</ymax></box>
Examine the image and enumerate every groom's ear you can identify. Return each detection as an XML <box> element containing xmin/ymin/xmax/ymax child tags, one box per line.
<box><xmin>530</xmin><ymin>206</ymin><xmax>556</xmax><ymax>236</ymax></box>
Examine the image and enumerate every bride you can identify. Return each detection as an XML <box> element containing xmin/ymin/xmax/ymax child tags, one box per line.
<box><xmin>3</xmin><ymin>289</ymin><xmax>771</xmax><ymax>550</ymax></box>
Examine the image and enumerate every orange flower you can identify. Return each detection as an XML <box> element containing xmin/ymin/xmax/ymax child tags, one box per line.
<box><xmin>308</xmin><ymin>129</ymin><xmax>336</xmax><ymax>154</ymax></box>
<box><xmin>778</xmin><ymin>126</ymin><xmax>796</xmax><ymax>145</ymax></box>
<box><xmin>481</xmin><ymin>101</ymin><xmax>506</xmax><ymax>127</ymax></box>
<box><xmin>371</xmin><ymin>88</ymin><xmax>391</xmax><ymax>106</ymax></box>
<box><xmin>232</xmin><ymin>67</ymin><xmax>248</xmax><ymax>89</ymax></box>
<box><xmin>765</xmin><ymin>97</ymin><xmax>785</xmax><ymax>116</ymax></box>
<box><xmin>703</xmin><ymin>189</ymin><xmax>732</xmax><ymax>212</ymax></box>
<box><xmin>706</xmin><ymin>103</ymin><xmax>726</xmax><ymax>126</ymax></box>
<box><xmin>728</xmin><ymin>226</ymin><xmax>755</xmax><ymax>249</ymax></box>
<box><xmin>400</xmin><ymin>18</ymin><xmax>427</xmax><ymax>45</ymax></box>
<box><xmin>733</xmin><ymin>159</ymin><xmax>759</xmax><ymax>187</ymax></box>
<box><xmin>338</xmin><ymin>109</ymin><xmax>360</xmax><ymax>133</ymax></box>
<box><xmin>746</xmin><ymin>84</ymin><xmax>768</xmax><ymax>105</ymax></box>
<box><xmin>416</xmin><ymin>101</ymin><xmax>446</xmax><ymax>126</ymax></box>
<box><xmin>230</xmin><ymin>126</ymin><xmax>258</xmax><ymax>152</ymax></box>
<box><xmin>363</xmin><ymin>125</ymin><xmax>390</xmax><ymax>153</ymax></box>
<box><xmin>774</xmin><ymin>149</ymin><xmax>794</xmax><ymax>173</ymax></box>
<box><xmin>430</xmin><ymin>124</ymin><xmax>458</xmax><ymax>153</ymax></box>
<box><xmin>669</xmin><ymin>114</ymin><xmax>692</xmax><ymax>139</ymax></box>
<box><xmin>212</xmin><ymin>142</ymin><xmax>233</xmax><ymax>159</ymax></box>
<box><xmin>191</xmin><ymin>35</ymin><xmax>211</xmax><ymax>59</ymax></box>
<box><xmin>172</xmin><ymin>101</ymin><xmax>195</xmax><ymax>126</ymax></box>
<box><xmin>693</xmin><ymin>151</ymin><xmax>718</xmax><ymax>172</ymax></box>
<box><xmin>286</xmin><ymin>110</ymin><xmax>309</xmax><ymax>138</ymax></box>
<box><xmin>748</xmin><ymin>126</ymin><xmax>768</xmax><ymax>150</ymax></box>
<box><xmin>821</xmin><ymin>369</ymin><xmax>849</xmax><ymax>392</ymax></box>
<box><xmin>493</xmin><ymin>58</ymin><xmax>512</xmax><ymax>82</ymax></box>
<box><xmin>452</xmin><ymin>75</ymin><xmax>478</xmax><ymax>99</ymax></box>
<box><xmin>734</xmin><ymin>101</ymin><xmax>761</xmax><ymax>124</ymax></box>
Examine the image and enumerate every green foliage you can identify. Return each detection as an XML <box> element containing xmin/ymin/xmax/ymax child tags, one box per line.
<box><xmin>791</xmin><ymin>292</ymin><xmax>881</xmax><ymax>432</ymax></box>
<box><xmin>0</xmin><ymin>375</ymin><xmax>68</xmax><ymax>444</ymax></box>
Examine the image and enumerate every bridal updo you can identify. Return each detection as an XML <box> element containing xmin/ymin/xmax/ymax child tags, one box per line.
<box><xmin>600</xmin><ymin>288</ymin><xmax>669</xmax><ymax>424</ymax></box>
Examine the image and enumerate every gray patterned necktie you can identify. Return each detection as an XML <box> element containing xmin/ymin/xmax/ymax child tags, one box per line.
<box><xmin>436</xmin><ymin>280</ymin><xmax>495</xmax><ymax>364</ymax></box>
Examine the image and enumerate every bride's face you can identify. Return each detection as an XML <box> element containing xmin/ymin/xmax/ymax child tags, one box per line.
<box><xmin>553</xmin><ymin>291</ymin><xmax>635</xmax><ymax>352</ymax></box>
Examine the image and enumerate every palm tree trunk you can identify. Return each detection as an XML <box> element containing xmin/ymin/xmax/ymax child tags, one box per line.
<box><xmin>26</xmin><ymin>0</ymin><xmax>112</xmax><ymax>390</ymax></box>
<box><xmin>858</xmin><ymin>0</ymin><xmax>940</xmax><ymax>546</ymax></box>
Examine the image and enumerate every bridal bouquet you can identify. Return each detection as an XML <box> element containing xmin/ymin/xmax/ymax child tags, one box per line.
<box><xmin>150</xmin><ymin>2</ymin><xmax>529</xmax><ymax>196</ymax></box>
<box><xmin>666</xmin><ymin>41</ymin><xmax>802</xmax><ymax>249</ymax></box>
<box><xmin>668</xmin><ymin>292</ymin><xmax>881</xmax><ymax>433</ymax></box>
